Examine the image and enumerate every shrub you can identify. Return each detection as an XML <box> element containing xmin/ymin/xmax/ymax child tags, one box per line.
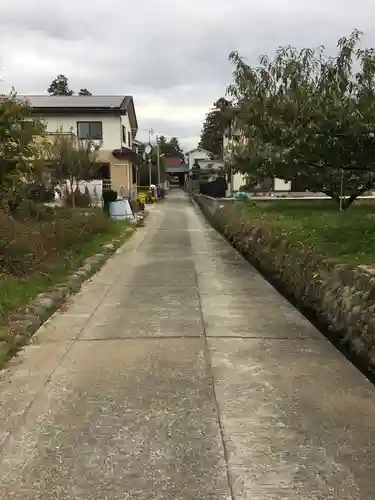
<box><xmin>15</xmin><ymin>199</ymin><xmax>55</xmax><ymax>221</ymax></box>
<box><xmin>6</xmin><ymin>189</ymin><xmax>23</xmax><ymax>215</ymax></box>
<box><xmin>65</xmin><ymin>187</ymin><xmax>91</xmax><ymax>208</ymax></box>
<box><xmin>24</xmin><ymin>183</ymin><xmax>55</xmax><ymax>203</ymax></box>
<box><xmin>0</xmin><ymin>208</ymin><xmax>110</xmax><ymax>277</ymax></box>
<box><xmin>40</xmin><ymin>209</ymin><xmax>110</xmax><ymax>253</ymax></box>
<box><xmin>0</xmin><ymin>212</ymin><xmax>46</xmax><ymax>276</ymax></box>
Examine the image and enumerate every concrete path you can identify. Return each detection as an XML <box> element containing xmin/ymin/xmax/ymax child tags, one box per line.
<box><xmin>1</xmin><ymin>190</ymin><xmax>375</xmax><ymax>499</ymax></box>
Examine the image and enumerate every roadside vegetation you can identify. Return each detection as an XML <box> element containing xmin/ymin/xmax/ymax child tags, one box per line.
<box><xmin>0</xmin><ymin>91</ymin><xmax>133</xmax><ymax>325</ymax></box>
<box><xmin>237</xmin><ymin>200</ymin><xmax>375</xmax><ymax>266</ymax></box>
<box><xmin>197</xmin><ymin>30</ymin><xmax>375</xmax><ymax>267</ymax></box>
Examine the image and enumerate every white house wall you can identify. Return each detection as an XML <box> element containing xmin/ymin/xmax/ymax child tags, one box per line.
<box><xmin>231</xmin><ymin>174</ymin><xmax>291</xmax><ymax>192</ymax></box>
<box><xmin>224</xmin><ymin>127</ymin><xmax>291</xmax><ymax>192</ymax></box>
<box><xmin>274</xmin><ymin>178</ymin><xmax>292</xmax><ymax>191</ymax></box>
<box><xmin>232</xmin><ymin>173</ymin><xmax>246</xmax><ymax>192</ymax></box>
<box><xmin>120</xmin><ymin>114</ymin><xmax>133</xmax><ymax>149</ymax></box>
<box><xmin>187</xmin><ymin>149</ymin><xmax>211</xmax><ymax>170</ymax></box>
<box><xmin>39</xmin><ymin>113</ymin><xmax>123</xmax><ymax>151</ymax></box>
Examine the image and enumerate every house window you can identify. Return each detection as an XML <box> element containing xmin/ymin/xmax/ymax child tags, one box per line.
<box><xmin>128</xmin><ymin>131</ymin><xmax>131</xmax><ymax>147</ymax></box>
<box><xmin>77</xmin><ymin>121</ymin><xmax>103</xmax><ymax>140</ymax></box>
<box><xmin>122</xmin><ymin>125</ymin><xmax>126</xmax><ymax>143</ymax></box>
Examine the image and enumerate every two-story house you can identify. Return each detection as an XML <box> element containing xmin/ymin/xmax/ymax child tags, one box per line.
<box><xmin>19</xmin><ymin>95</ymin><xmax>140</xmax><ymax>197</ymax></box>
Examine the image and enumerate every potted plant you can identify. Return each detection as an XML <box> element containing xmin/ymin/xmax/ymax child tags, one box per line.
<box><xmin>136</xmin><ymin>192</ymin><xmax>146</xmax><ymax>212</ymax></box>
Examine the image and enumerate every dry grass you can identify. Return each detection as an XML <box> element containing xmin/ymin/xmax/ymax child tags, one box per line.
<box><xmin>0</xmin><ymin>207</ymin><xmax>131</xmax><ymax>321</ymax></box>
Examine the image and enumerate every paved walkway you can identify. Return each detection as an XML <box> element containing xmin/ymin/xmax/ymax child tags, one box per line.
<box><xmin>0</xmin><ymin>190</ymin><xmax>375</xmax><ymax>499</ymax></box>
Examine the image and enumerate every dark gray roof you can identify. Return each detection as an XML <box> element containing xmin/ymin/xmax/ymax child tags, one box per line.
<box><xmin>18</xmin><ymin>94</ymin><xmax>138</xmax><ymax>131</ymax></box>
<box><xmin>17</xmin><ymin>95</ymin><xmax>130</xmax><ymax>110</ymax></box>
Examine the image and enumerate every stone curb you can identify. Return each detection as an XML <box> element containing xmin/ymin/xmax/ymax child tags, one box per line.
<box><xmin>194</xmin><ymin>194</ymin><xmax>375</xmax><ymax>375</ymax></box>
<box><xmin>0</xmin><ymin>226</ymin><xmax>135</xmax><ymax>367</ymax></box>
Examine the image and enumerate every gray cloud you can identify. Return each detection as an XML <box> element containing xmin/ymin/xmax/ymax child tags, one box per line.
<box><xmin>1</xmin><ymin>0</ymin><xmax>375</xmax><ymax>149</ymax></box>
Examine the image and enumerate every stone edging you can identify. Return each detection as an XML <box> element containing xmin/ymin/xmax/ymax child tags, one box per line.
<box><xmin>194</xmin><ymin>194</ymin><xmax>375</xmax><ymax>374</ymax></box>
<box><xmin>0</xmin><ymin>227</ymin><xmax>135</xmax><ymax>365</ymax></box>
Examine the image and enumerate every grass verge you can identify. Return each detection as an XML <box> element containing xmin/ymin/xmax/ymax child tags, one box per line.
<box><xmin>0</xmin><ymin>220</ymin><xmax>132</xmax><ymax>324</ymax></box>
<box><xmin>237</xmin><ymin>199</ymin><xmax>375</xmax><ymax>266</ymax></box>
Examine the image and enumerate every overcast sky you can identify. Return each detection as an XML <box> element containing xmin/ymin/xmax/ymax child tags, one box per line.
<box><xmin>1</xmin><ymin>0</ymin><xmax>374</xmax><ymax>150</ymax></box>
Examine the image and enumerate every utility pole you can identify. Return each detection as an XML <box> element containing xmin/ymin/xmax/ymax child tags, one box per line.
<box><xmin>148</xmin><ymin>128</ymin><xmax>153</xmax><ymax>144</ymax></box>
<box><xmin>339</xmin><ymin>169</ymin><xmax>344</xmax><ymax>212</ymax></box>
<box><xmin>145</xmin><ymin>131</ymin><xmax>153</xmax><ymax>187</ymax></box>
<box><xmin>156</xmin><ymin>134</ymin><xmax>161</xmax><ymax>185</ymax></box>
<box><xmin>148</xmin><ymin>158</ymin><xmax>152</xmax><ymax>186</ymax></box>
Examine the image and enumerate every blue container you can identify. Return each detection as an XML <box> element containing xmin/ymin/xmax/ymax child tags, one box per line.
<box><xmin>110</xmin><ymin>200</ymin><xmax>135</xmax><ymax>220</ymax></box>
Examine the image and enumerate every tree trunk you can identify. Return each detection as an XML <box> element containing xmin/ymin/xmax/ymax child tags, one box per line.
<box><xmin>325</xmin><ymin>187</ymin><xmax>370</xmax><ymax>211</ymax></box>
<box><xmin>322</xmin><ymin>190</ymin><xmax>340</xmax><ymax>206</ymax></box>
<box><xmin>342</xmin><ymin>179</ymin><xmax>374</xmax><ymax>210</ymax></box>
<box><xmin>322</xmin><ymin>191</ymin><xmax>360</xmax><ymax>211</ymax></box>
<box><xmin>70</xmin><ymin>179</ymin><xmax>76</xmax><ymax>208</ymax></box>
<box><xmin>342</xmin><ymin>194</ymin><xmax>360</xmax><ymax>210</ymax></box>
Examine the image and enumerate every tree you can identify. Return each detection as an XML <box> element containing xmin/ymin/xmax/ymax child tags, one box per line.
<box><xmin>155</xmin><ymin>136</ymin><xmax>184</xmax><ymax>158</ymax></box>
<box><xmin>149</xmin><ymin>136</ymin><xmax>184</xmax><ymax>159</ymax></box>
<box><xmin>78</xmin><ymin>88</ymin><xmax>92</xmax><ymax>96</ymax></box>
<box><xmin>227</xmin><ymin>30</ymin><xmax>375</xmax><ymax>209</ymax></box>
<box><xmin>168</xmin><ymin>137</ymin><xmax>184</xmax><ymax>158</ymax></box>
<box><xmin>199</xmin><ymin>98</ymin><xmax>231</xmax><ymax>159</ymax></box>
<box><xmin>47</xmin><ymin>74</ymin><xmax>74</xmax><ymax>96</ymax></box>
<box><xmin>0</xmin><ymin>92</ymin><xmax>46</xmax><ymax>210</ymax></box>
<box><xmin>158</xmin><ymin>135</ymin><xmax>167</xmax><ymax>150</ymax></box>
<box><xmin>50</xmin><ymin>133</ymin><xmax>98</xmax><ymax>208</ymax></box>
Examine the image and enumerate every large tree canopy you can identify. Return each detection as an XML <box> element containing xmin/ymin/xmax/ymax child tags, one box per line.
<box><xmin>199</xmin><ymin>98</ymin><xmax>231</xmax><ymax>159</ymax></box>
<box><xmin>227</xmin><ymin>30</ymin><xmax>375</xmax><ymax>209</ymax></box>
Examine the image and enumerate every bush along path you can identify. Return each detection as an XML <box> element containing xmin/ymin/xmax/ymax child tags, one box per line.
<box><xmin>0</xmin><ymin>214</ymin><xmax>136</xmax><ymax>368</ymax></box>
<box><xmin>194</xmin><ymin>195</ymin><xmax>375</xmax><ymax>376</ymax></box>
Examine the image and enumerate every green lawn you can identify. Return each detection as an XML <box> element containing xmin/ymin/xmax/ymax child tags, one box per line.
<box><xmin>237</xmin><ymin>199</ymin><xmax>375</xmax><ymax>266</ymax></box>
<box><xmin>0</xmin><ymin>220</ymin><xmax>132</xmax><ymax>324</ymax></box>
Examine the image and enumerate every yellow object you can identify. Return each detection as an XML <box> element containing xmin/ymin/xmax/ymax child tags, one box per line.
<box><xmin>136</xmin><ymin>193</ymin><xmax>146</xmax><ymax>204</ymax></box>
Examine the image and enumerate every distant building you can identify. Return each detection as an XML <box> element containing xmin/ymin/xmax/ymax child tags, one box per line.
<box><xmin>164</xmin><ymin>156</ymin><xmax>188</xmax><ymax>187</ymax></box>
<box><xmin>185</xmin><ymin>148</ymin><xmax>224</xmax><ymax>172</ymax></box>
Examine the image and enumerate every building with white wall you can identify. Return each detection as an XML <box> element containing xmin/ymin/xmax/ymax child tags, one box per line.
<box><xmin>185</xmin><ymin>147</ymin><xmax>225</xmax><ymax>181</ymax></box>
<box><xmin>20</xmin><ymin>95</ymin><xmax>139</xmax><ymax>197</ymax></box>
<box><xmin>186</xmin><ymin>147</ymin><xmax>212</xmax><ymax>170</ymax></box>
<box><xmin>223</xmin><ymin>116</ymin><xmax>292</xmax><ymax>193</ymax></box>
